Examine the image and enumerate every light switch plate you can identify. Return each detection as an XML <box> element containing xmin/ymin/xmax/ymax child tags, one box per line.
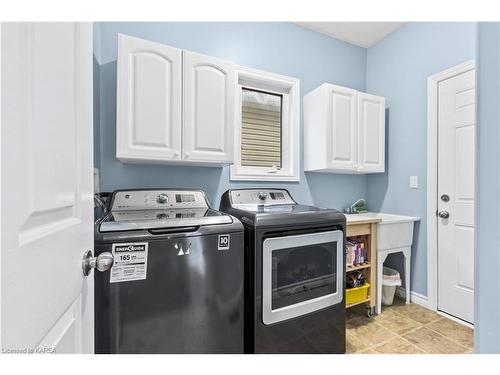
<box><xmin>409</xmin><ymin>175</ymin><xmax>418</xmax><ymax>189</ymax></box>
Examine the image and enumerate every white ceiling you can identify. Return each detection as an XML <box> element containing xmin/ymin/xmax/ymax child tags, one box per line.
<box><xmin>295</xmin><ymin>22</ymin><xmax>406</xmax><ymax>48</ymax></box>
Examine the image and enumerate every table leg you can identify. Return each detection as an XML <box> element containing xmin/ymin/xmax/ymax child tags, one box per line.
<box><xmin>377</xmin><ymin>251</ymin><xmax>388</xmax><ymax>315</ymax></box>
<box><xmin>404</xmin><ymin>249</ymin><xmax>411</xmax><ymax>304</ymax></box>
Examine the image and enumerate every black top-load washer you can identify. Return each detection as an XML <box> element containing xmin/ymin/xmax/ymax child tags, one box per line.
<box><xmin>94</xmin><ymin>189</ymin><xmax>244</xmax><ymax>354</ymax></box>
<box><xmin>220</xmin><ymin>188</ymin><xmax>346</xmax><ymax>354</ymax></box>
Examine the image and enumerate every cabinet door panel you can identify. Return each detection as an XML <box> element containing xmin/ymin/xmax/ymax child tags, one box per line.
<box><xmin>358</xmin><ymin>93</ymin><xmax>385</xmax><ymax>173</ymax></box>
<box><xmin>117</xmin><ymin>34</ymin><xmax>182</xmax><ymax>162</ymax></box>
<box><xmin>328</xmin><ymin>86</ymin><xmax>358</xmax><ymax>170</ymax></box>
<box><xmin>183</xmin><ymin>50</ymin><xmax>235</xmax><ymax>163</ymax></box>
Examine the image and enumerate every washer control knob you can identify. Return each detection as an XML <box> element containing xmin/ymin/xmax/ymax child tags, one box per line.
<box><xmin>157</xmin><ymin>193</ymin><xmax>169</xmax><ymax>204</ymax></box>
<box><xmin>257</xmin><ymin>192</ymin><xmax>267</xmax><ymax>201</ymax></box>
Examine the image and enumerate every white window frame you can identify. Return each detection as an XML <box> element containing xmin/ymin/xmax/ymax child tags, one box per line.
<box><xmin>230</xmin><ymin>66</ymin><xmax>300</xmax><ymax>181</ymax></box>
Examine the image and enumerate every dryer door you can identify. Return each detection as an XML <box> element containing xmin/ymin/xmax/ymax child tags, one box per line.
<box><xmin>262</xmin><ymin>230</ymin><xmax>344</xmax><ymax>325</ymax></box>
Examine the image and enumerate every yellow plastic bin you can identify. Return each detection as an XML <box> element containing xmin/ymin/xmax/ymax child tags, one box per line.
<box><xmin>346</xmin><ymin>283</ymin><xmax>370</xmax><ymax>306</ymax></box>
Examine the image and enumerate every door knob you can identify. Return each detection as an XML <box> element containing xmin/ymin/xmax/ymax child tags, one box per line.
<box><xmin>82</xmin><ymin>250</ymin><xmax>114</xmax><ymax>276</ymax></box>
<box><xmin>438</xmin><ymin>210</ymin><xmax>450</xmax><ymax>219</ymax></box>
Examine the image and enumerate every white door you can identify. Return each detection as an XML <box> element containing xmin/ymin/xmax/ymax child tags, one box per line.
<box><xmin>183</xmin><ymin>50</ymin><xmax>235</xmax><ymax>164</ymax></box>
<box><xmin>327</xmin><ymin>85</ymin><xmax>357</xmax><ymax>171</ymax></box>
<box><xmin>116</xmin><ymin>34</ymin><xmax>182</xmax><ymax>163</ymax></box>
<box><xmin>437</xmin><ymin>68</ymin><xmax>475</xmax><ymax>323</ymax></box>
<box><xmin>357</xmin><ymin>93</ymin><xmax>385</xmax><ymax>173</ymax></box>
<box><xmin>1</xmin><ymin>23</ymin><xmax>94</xmax><ymax>353</ymax></box>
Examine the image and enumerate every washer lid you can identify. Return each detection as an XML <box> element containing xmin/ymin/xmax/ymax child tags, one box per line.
<box><xmin>234</xmin><ymin>205</ymin><xmax>345</xmax><ymax>228</ymax></box>
<box><xmin>219</xmin><ymin>188</ymin><xmax>346</xmax><ymax>228</ymax></box>
<box><xmin>99</xmin><ymin>208</ymin><xmax>233</xmax><ymax>232</ymax></box>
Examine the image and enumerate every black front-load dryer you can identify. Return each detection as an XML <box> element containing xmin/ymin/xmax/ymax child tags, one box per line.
<box><xmin>94</xmin><ymin>189</ymin><xmax>244</xmax><ymax>354</ymax></box>
<box><xmin>220</xmin><ymin>188</ymin><xmax>346</xmax><ymax>354</ymax></box>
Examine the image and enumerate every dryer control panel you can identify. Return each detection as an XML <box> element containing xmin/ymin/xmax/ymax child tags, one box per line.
<box><xmin>110</xmin><ymin>189</ymin><xmax>209</xmax><ymax>211</ymax></box>
<box><xmin>229</xmin><ymin>189</ymin><xmax>296</xmax><ymax>206</ymax></box>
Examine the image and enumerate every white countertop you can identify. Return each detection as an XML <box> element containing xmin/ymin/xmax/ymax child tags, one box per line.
<box><xmin>345</xmin><ymin>212</ymin><xmax>420</xmax><ymax>224</ymax></box>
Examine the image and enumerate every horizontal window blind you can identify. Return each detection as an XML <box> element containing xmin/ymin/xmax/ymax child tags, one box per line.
<box><xmin>241</xmin><ymin>88</ymin><xmax>282</xmax><ymax>168</ymax></box>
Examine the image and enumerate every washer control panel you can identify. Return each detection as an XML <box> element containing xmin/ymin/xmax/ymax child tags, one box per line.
<box><xmin>111</xmin><ymin>190</ymin><xmax>209</xmax><ymax>211</ymax></box>
<box><xmin>230</xmin><ymin>189</ymin><xmax>295</xmax><ymax>206</ymax></box>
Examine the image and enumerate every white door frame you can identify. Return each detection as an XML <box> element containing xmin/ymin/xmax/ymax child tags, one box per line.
<box><xmin>427</xmin><ymin>60</ymin><xmax>475</xmax><ymax>312</ymax></box>
<box><xmin>0</xmin><ymin>24</ymin><xmax>3</xmax><ymax>348</ymax></box>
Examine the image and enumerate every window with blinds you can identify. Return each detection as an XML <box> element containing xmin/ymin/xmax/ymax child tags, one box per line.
<box><xmin>241</xmin><ymin>88</ymin><xmax>282</xmax><ymax>168</ymax></box>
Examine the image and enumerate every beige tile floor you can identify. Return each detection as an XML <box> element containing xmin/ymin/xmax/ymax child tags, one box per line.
<box><xmin>347</xmin><ymin>297</ymin><xmax>474</xmax><ymax>354</ymax></box>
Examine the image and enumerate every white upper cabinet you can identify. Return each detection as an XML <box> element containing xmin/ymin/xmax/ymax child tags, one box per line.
<box><xmin>117</xmin><ymin>34</ymin><xmax>182</xmax><ymax>163</ymax></box>
<box><xmin>304</xmin><ymin>83</ymin><xmax>385</xmax><ymax>174</ymax></box>
<box><xmin>116</xmin><ymin>35</ymin><xmax>235</xmax><ymax>166</ymax></box>
<box><xmin>357</xmin><ymin>93</ymin><xmax>385</xmax><ymax>173</ymax></box>
<box><xmin>328</xmin><ymin>85</ymin><xmax>358</xmax><ymax>171</ymax></box>
<box><xmin>182</xmin><ymin>50</ymin><xmax>235</xmax><ymax>164</ymax></box>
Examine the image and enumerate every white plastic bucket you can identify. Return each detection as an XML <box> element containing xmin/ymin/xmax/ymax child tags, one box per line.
<box><xmin>382</xmin><ymin>267</ymin><xmax>401</xmax><ymax>306</ymax></box>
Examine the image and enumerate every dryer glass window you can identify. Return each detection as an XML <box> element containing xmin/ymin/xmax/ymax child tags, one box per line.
<box><xmin>271</xmin><ymin>241</ymin><xmax>337</xmax><ymax>310</ymax></box>
<box><xmin>262</xmin><ymin>230</ymin><xmax>343</xmax><ymax>325</ymax></box>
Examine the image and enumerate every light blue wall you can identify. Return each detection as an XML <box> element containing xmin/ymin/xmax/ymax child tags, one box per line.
<box><xmin>94</xmin><ymin>22</ymin><xmax>368</xmax><ymax>209</ymax></box>
<box><xmin>475</xmin><ymin>22</ymin><xmax>500</xmax><ymax>354</ymax></box>
<box><xmin>365</xmin><ymin>23</ymin><xmax>476</xmax><ymax>296</ymax></box>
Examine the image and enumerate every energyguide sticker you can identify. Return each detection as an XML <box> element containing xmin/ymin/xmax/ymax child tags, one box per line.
<box><xmin>110</xmin><ymin>242</ymin><xmax>148</xmax><ymax>283</ymax></box>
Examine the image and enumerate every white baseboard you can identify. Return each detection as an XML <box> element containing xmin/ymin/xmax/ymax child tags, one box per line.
<box><xmin>395</xmin><ymin>287</ymin><xmax>429</xmax><ymax>309</ymax></box>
